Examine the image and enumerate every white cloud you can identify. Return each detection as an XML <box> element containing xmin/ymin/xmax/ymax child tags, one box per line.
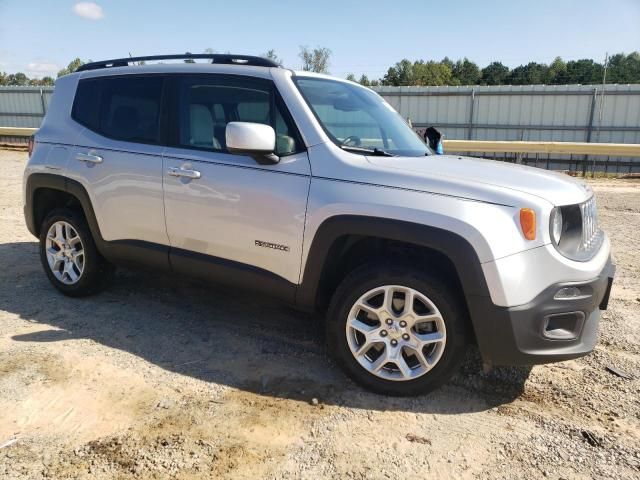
<box><xmin>27</xmin><ymin>62</ymin><xmax>59</xmax><ymax>73</ymax></box>
<box><xmin>26</xmin><ymin>62</ymin><xmax>59</xmax><ymax>77</ymax></box>
<box><xmin>72</xmin><ymin>2</ymin><xmax>104</xmax><ymax>20</ymax></box>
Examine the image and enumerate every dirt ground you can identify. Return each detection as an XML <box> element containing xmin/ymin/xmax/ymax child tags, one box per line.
<box><xmin>0</xmin><ymin>150</ymin><xmax>638</xmax><ymax>479</ymax></box>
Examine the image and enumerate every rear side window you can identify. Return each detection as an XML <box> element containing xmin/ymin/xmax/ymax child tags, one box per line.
<box><xmin>72</xmin><ymin>76</ymin><xmax>164</xmax><ymax>144</ymax></box>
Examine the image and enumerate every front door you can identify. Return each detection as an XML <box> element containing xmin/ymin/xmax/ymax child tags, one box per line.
<box><xmin>162</xmin><ymin>74</ymin><xmax>310</xmax><ymax>300</ymax></box>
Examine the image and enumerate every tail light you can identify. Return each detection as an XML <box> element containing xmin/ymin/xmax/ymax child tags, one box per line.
<box><xmin>28</xmin><ymin>136</ymin><xmax>35</xmax><ymax>158</ymax></box>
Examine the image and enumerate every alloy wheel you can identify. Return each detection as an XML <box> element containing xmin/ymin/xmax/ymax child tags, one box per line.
<box><xmin>45</xmin><ymin>221</ymin><xmax>85</xmax><ymax>285</ymax></box>
<box><xmin>345</xmin><ymin>285</ymin><xmax>447</xmax><ymax>381</ymax></box>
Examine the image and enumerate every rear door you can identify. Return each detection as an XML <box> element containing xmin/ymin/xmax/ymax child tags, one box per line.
<box><xmin>162</xmin><ymin>74</ymin><xmax>310</xmax><ymax>297</ymax></box>
<box><xmin>67</xmin><ymin>75</ymin><xmax>170</xmax><ymax>266</ymax></box>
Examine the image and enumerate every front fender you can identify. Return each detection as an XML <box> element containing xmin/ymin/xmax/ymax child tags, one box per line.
<box><xmin>296</xmin><ymin>215</ymin><xmax>491</xmax><ymax>310</ymax></box>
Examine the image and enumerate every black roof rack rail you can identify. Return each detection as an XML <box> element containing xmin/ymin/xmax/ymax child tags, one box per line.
<box><xmin>76</xmin><ymin>53</ymin><xmax>280</xmax><ymax>72</ymax></box>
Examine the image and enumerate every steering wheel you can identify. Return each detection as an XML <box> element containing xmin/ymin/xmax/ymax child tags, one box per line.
<box><xmin>341</xmin><ymin>135</ymin><xmax>362</xmax><ymax>147</ymax></box>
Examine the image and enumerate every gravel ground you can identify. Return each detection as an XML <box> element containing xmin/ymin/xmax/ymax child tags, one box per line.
<box><xmin>0</xmin><ymin>150</ymin><xmax>638</xmax><ymax>479</ymax></box>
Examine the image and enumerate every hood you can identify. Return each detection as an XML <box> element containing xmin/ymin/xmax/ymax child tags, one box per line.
<box><xmin>366</xmin><ymin>154</ymin><xmax>591</xmax><ymax>207</ymax></box>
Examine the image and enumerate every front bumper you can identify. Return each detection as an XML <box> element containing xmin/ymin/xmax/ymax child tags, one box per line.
<box><xmin>469</xmin><ymin>256</ymin><xmax>615</xmax><ymax>366</ymax></box>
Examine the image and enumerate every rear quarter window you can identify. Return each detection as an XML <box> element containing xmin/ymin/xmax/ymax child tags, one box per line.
<box><xmin>72</xmin><ymin>79</ymin><xmax>102</xmax><ymax>132</ymax></box>
<box><xmin>72</xmin><ymin>75</ymin><xmax>164</xmax><ymax>144</ymax></box>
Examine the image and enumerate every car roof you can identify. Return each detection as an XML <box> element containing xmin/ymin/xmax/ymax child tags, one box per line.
<box><xmin>75</xmin><ymin>62</ymin><xmax>277</xmax><ymax>80</ymax></box>
<box><xmin>71</xmin><ymin>61</ymin><xmax>360</xmax><ymax>88</ymax></box>
<box><xmin>77</xmin><ymin>53</ymin><xmax>279</xmax><ymax>70</ymax></box>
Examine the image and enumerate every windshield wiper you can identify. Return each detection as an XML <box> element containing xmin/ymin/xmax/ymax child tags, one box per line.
<box><xmin>340</xmin><ymin>146</ymin><xmax>395</xmax><ymax>157</ymax></box>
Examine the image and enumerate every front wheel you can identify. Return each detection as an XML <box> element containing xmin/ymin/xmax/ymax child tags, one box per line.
<box><xmin>327</xmin><ymin>263</ymin><xmax>467</xmax><ymax>396</ymax></box>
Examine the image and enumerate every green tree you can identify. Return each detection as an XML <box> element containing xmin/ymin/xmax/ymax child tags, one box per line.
<box><xmin>508</xmin><ymin>62</ymin><xmax>550</xmax><ymax>84</ymax></box>
<box><xmin>57</xmin><ymin>58</ymin><xmax>85</xmax><ymax>77</ymax></box>
<box><xmin>0</xmin><ymin>71</ymin><xmax>7</xmax><ymax>85</ymax></box>
<box><xmin>565</xmin><ymin>59</ymin><xmax>603</xmax><ymax>84</ymax></box>
<box><xmin>382</xmin><ymin>59</ymin><xmax>414</xmax><ymax>86</ymax></box>
<box><xmin>451</xmin><ymin>58</ymin><xmax>481</xmax><ymax>85</ymax></box>
<box><xmin>351</xmin><ymin>52</ymin><xmax>639</xmax><ymax>88</ymax></box>
<box><xmin>607</xmin><ymin>52</ymin><xmax>640</xmax><ymax>83</ymax></box>
<box><xmin>481</xmin><ymin>62</ymin><xmax>510</xmax><ymax>85</ymax></box>
<box><xmin>6</xmin><ymin>73</ymin><xmax>29</xmax><ymax>86</ymax></box>
<box><xmin>382</xmin><ymin>59</ymin><xmax>452</xmax><ymax>86</ymax></box>
<box><xmin>441</xmin><ymin>56</ymin><xmax>454</xmax><ymax>71</ymax></box>
<box><xmin>547</xmin><ymin>57</ymin><xmax>568</xmax><ymax>84</ymax></box>
<box><xmin>413</xmin><ymin>60</ymin><xmax>453</xmax><ymax>86</ymax></box>
<box><xmin>358</xmin><ymin>74</ymin><xmax>371</xmax><ymax>86</ymax></box>
<box><xmin>344</xmin><ymin>74</ymin><xmax>378</xmax><ymax>87</ymax></box>
<box><xmin>27</xmin><ymin>76</ymin><xmax>55</xmax><ymax>86</ymax></box>
<box><xmin>299</xmin><ymin>46</ymin><xmax>331</xmax><ymax>73</ymax></box>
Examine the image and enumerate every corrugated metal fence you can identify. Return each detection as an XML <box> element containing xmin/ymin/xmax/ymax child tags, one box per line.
<box><xmin>373</xmin><ymin>84</ymin><xmax>640</xmax><ymax>173</ymax></box>
<box><xmin>0</xmin><ymin>87</ymin><xmax>53</xmax><ymax>128</ymax></box>
<box><xmin>0</xmin><ymin>86</ymin><xmax>53</xmax><ymax>145</ymax></box>
<box><xmin>2</xmin><ymin>84</ymin><xmax>640</xmax><ymax>172</ymax></box>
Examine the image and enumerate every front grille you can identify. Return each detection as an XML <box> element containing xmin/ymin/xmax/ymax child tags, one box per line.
<box><xmin>578</xmin><ymin>196</ymin><xmax>602</xmax><ymax>255</ymax></box>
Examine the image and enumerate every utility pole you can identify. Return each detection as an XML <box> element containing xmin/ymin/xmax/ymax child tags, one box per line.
<box><xmin>592</xmin><ymin>52</ymin><xmax>609</xmax><ymax>178</ymax></box>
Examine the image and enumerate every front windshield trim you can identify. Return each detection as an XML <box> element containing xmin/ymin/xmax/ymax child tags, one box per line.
<box><xmin>292</xmin><ymin>75</ymin><xmax>430</xmax><ymax>157</ymax></box>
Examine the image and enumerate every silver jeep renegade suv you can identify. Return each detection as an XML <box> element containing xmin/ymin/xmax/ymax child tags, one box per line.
<box><xmin>23</xmin><ymin>54</ymin><xmax>615</xmax><ymax>396</ymax></box>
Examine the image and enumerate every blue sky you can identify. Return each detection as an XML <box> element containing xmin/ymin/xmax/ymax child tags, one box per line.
<box><xmin>1</xmin><ymin>0</ymin><xmax>639</xmax><ymax>79</ymax></box>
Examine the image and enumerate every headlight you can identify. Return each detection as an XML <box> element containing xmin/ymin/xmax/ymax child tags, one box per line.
<box><xmin>550</xmin><ymin>207</ymin><xmax>563</xmax><ymax>244</ymax></box>
<box><xmin>550</xmin><ymin>198</ymin><xmax>603</xmax><ymax>261</ymax></box>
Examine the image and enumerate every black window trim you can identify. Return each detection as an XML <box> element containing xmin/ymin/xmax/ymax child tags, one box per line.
<box><xmin>72</xmin><ymin>73</ymin><xmax>168</xmax><ymax>147</ymax></box>
<box><xmin>165</xmin><ymin>73</ymin><xmax>306</xmax><ymax>158</ymax></box>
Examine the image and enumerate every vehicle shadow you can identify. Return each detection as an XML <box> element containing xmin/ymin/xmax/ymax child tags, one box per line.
<box><xmin>1</xmin><ymin>241</ymin><xmax>531</xmax><ymax>414</ymax></box>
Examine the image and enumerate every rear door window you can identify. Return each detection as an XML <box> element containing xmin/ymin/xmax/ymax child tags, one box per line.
<box><xmin>72</xmin><ymin>76</ymin><xmax>164</xmax><ymax>144</ymax></box>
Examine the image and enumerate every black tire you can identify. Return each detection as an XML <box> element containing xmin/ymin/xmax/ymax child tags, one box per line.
<box><xmin>39</xmin><ymin>207</ymin><xmax>114</xmax><ymax>297</ymax></box>
<box><xmin>326</xmin><ymin>262</ymin><xmax>468</xmax><ymax>396</ymax></box>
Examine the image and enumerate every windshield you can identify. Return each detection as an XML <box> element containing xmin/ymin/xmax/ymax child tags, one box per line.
<box><xmin>293</xmin><ymin>77</ymin><xmax>430</xmax><ymax>157</ymax></box>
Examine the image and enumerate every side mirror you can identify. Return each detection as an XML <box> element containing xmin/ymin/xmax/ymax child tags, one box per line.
<box><xmin>424</xmin><ymin>126</ymin><xmax>444</xmax><ymax>154</ymax></box>
<box><xmin>226</xmin><ymin>122</ymin><xmax>279</xmax><ymax>164</ymax></box>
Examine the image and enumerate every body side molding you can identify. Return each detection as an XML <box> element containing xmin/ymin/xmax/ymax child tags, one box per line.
<box><xmin>170</xmin><ymin>247</ymin><xmax>296</xmax><ymax>303</ymax></box>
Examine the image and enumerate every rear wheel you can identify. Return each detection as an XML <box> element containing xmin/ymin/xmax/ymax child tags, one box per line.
<box><xmin>327</xmin><ymin>263</ymin><xmax>467</xmax><ymax>396</ymax></box>
<box><xmin>39</xmin><ymin>208</ymin><xmax>114</xmax><ymax>296</ymax></box>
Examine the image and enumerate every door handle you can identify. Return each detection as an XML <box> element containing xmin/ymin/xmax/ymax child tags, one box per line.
<box><xmin>76</xmin><ymin>152</ymin><xmax>103</xmax><ymax>164</ymax></box>
<box><xmin>167</xmin><ymin>167</ymin><xmax>201</xmax><ymax>179</ymax></box>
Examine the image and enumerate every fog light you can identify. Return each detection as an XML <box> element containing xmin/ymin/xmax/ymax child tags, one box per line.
<box><xmin>554</xmin><ymin>286</ymin><xmax>592</xmax><ymax>300</ymax></box>
<box><xmin>554</xmin><ymin>287</ymin><xmax>582</xmax><ymax>299</ymax></box>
